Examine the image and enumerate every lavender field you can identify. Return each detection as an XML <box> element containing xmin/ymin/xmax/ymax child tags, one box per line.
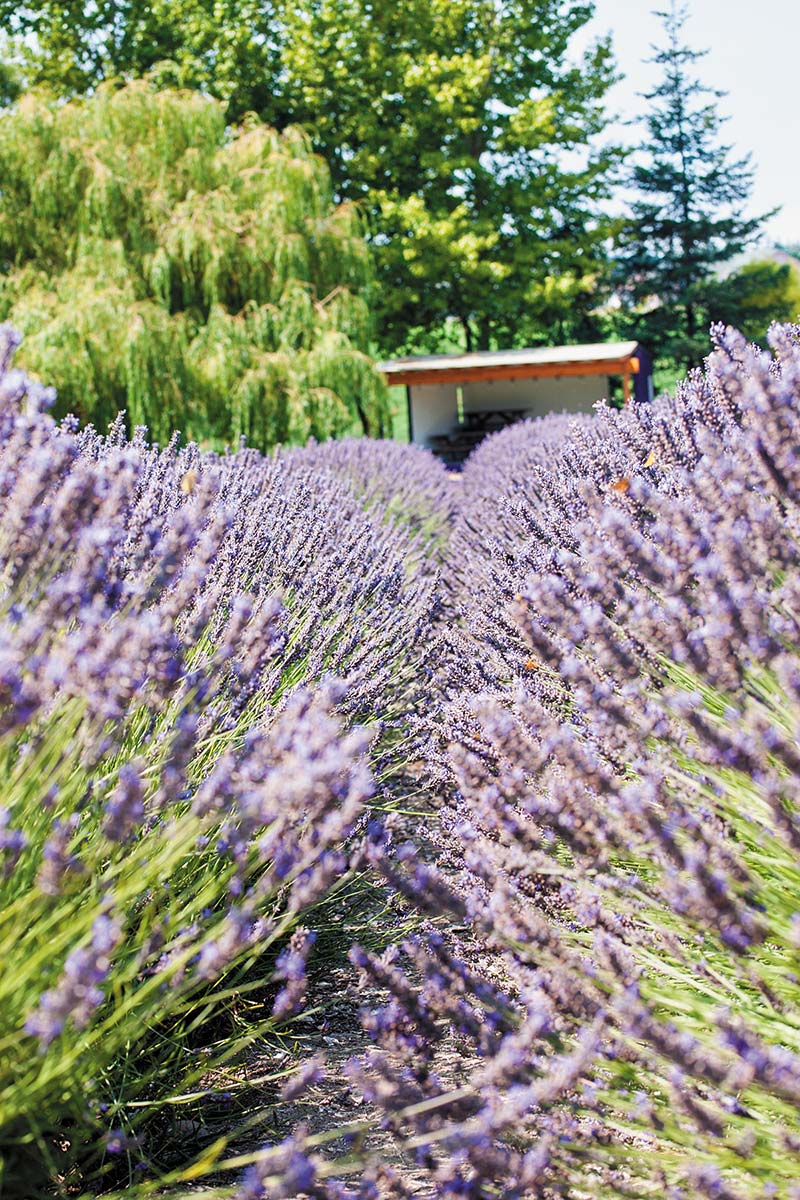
<box><xmin>2</xmin><ymin>319</ymin><xmax>800</xmax><ymax>1199</ymax></box>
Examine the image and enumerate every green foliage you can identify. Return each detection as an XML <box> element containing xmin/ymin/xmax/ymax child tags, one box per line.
<box><xmin>1</xmin><ymin>0</ymin><xmax>622</xmax><ymax>354</ymax></box>
<box><xmin>614</xmin><ymin>2</ymin><xmax>773</xmax><ymax>372</ymax></box>
<box><xmin>270</xmin><ymin>0</ymin><xmax>622</xmax><ymax>352</ymax></box>
<box><xmin>0</xmin><ymin>81</ymin><xmax>389</xmax><ymax>446</ymax></box>
<box><xmin>702</xmin><ymin>258</ymin><xmax>800</xmax><ymax>344</ymax></box>
<box><xmin>292</xmin><ymin>1</ymin><xmax>620</xmax><ymax>353</ymax></box>
<box><xmin>0</xmin><ymin>39</ymin><xmax>22</xmax><ymax>108</ymax></box>
<box><xmin>0</xmin><ymin>1</ymin><xmax>281</xmax><ymax>115</ymax></box>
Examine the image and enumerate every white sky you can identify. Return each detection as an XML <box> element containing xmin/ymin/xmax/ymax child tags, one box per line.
<box><xmin>576</xmin><ymin>0</ymin><xmax>798</xmax><ymax>246</ymax></box>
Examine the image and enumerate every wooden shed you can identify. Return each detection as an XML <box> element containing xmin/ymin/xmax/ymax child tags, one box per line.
<box><xmin>379</xmin><ymin>340</ymin><xmax>653</xmax><ymax>465</ymax></box>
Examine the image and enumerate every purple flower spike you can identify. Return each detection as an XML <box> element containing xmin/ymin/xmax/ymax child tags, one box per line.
<box><xmin>25</xmin><ymin>913</ymin><xmax>122</xmax><ymax>1047</ymax></box>
<box><xmin>272</xmin><ymin>929</ymin><xmax>316</xmax><ymax>1020</ymax></box>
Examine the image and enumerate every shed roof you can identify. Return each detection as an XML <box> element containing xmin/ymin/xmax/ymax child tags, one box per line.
<box><xmin>378</xmin><ymin>341</ymin><xmax>642</xmax><ymax>388</ymax></box>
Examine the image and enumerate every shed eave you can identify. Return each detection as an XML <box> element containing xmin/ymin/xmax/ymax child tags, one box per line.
<box><xmin>381</xmin><ymin>354</ymin><xmax>640</xmax><ymax>389</ymax></box>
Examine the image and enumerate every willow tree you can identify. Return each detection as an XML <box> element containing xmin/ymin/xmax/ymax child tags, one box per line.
<box><xmin>0</xmin><ymin>81</ymin><xmax>389</xmax><ymax>446</ymax></box>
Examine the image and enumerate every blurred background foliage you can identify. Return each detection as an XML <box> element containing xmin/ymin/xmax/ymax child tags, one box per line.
<box><xmin>0</xmin><ymin>0</ymin><xmax>798</xmax><ymax>438</ymax></box>
<box><xmin>610</xmin><ymin>3</ymin><xmax>797</xmax><ymax>378</ymax></box>
<box><xmin>0</xmin><ymin>80</ymin><xmax>389</xmax><ymax>447</ymax></box>
<box><xmin>0</xmin><ymin>0</ymin><xmax>624</xmax><ymax>359</ymax></box>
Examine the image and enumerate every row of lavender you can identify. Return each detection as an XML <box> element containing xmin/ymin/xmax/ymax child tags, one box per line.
<box><xmin>4</xmin><ymin>319</ymin><xmax>800</xmax><ymax>1198</ymax></box>
<box><xmin>263</xmin><ymin>324</ymin><xmax>800</xmax><ymax>1199</ymax></box>
<box><xmin>0</xmin><ymin>324</ymin><xmax>454</xmax><ymax>1195</ymax></box>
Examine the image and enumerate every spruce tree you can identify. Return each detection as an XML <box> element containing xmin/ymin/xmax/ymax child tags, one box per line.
<box><xmin>615</xmin><ymin>2</ymin><xmax>772</xmax><ymax>372</ymax></box>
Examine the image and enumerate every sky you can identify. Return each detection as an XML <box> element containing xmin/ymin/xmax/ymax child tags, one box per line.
<box><xmin>575</xmin><ymin>0</ymin><xmax>798</xmax><ymax>247</ymax></box>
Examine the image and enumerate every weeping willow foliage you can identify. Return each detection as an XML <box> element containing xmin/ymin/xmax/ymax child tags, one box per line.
<box><xmin>0</xmin><ymin>81</ymin><xmax>390</xmax><ymax>446</ymax></box>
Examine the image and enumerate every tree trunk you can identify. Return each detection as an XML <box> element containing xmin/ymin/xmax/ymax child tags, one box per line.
<box><xmin>355</xmin><ymin>399</ymin><xmax>371</xmax><ymax>436</ymax></box>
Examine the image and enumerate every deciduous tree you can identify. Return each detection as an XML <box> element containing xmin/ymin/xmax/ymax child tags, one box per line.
<box><xmin>0</xmin><ymin>1</ymin><xmax>280</xmax><ymax>113</ymax></box>
<box><xmin>271</xmin><ymin>0</ymin><xmax>621</xmax><ymax>351</ymax></box>
<box><xmin>703</xmin><ymin>258</ymin><xmax>800</xmax><ymax>345</ymax></box>
<box><xmin>0</xmin><ymin>80</ymin><xmax>388</xmax><ymax>446</ymax></box>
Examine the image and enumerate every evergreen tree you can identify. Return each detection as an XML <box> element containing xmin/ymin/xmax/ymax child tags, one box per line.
<box><xmin>0</xmin><ymin>81</ymin><xmax>389</xmax><ymax>447</ymax></box>
<box><xmin>615</xmin><ymin>2</ymin><xmax>772</xmax><ymax>371</ymax></box>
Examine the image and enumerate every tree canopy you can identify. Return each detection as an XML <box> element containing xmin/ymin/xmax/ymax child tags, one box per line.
<box><xmin>2</xmin><ymin>0</ymin><xmax>622</xmax><ymax>353</ymax></box>
<box><xmin>613</xmin><ymin>2</ymin><xmax>772</xmax><ymax>371</ymax></box>
<box><xmin>0</xmin><ymin>80</ymin><xmax>389</xmax><ymax>446</ymax></box>
<box><xmin>270</xmin><ymin>0</ymin><xmax>622</xmax><ymax>352</ymax></box>
<box><xmin>0</xmin><ymin>2</ymin><xmax>281</xmax><ymax>114</ymax></box>
<box><xmin>702</xmin><ymin>258</ymin><xmax>800</xmax><ymax>345</ymax></box>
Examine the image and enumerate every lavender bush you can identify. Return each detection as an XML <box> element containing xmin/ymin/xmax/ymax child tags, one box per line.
<box><xmin>320</xmin><ymin>322</ymin><xmax>800</xmax><ymax>1198</ymax></box>
<box><xmin>0</xmin><ymin>325</ymin><xmax>442</xmax><ymax>1193</ymax></box>
<box><xmin>5</xmin><ymin>317</ymin><xmax>800</xmax><ymax>1199</ymax></box>
<box><xmin>286</xmin><ymin>437</ymin><xmax>456</xmax><ymax>554</ymax></box>
<box><xmin>237</xmin><ymin>324</ymin><xmax>800</xmax><ymax>1199</ymax></box>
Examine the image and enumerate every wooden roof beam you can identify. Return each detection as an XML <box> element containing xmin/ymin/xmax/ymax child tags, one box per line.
<box><xmin>384</xmin><ymin>356</ymin><xmax>640</xmax><ymax>389</ymax></box>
